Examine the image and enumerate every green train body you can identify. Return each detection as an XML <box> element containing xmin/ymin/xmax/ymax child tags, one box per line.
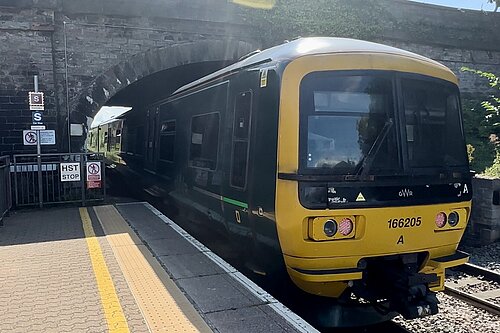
<box><xmin>89</xmin><ymin>38</ymin><xmax>473</xmax><ymax>326</ymax></box>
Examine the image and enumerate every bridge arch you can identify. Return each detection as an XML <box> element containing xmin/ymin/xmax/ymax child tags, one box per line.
<box><xmin>69</xmin><ymin>39</ymin><xmax>257</xmax><ymax>150</ymax></box>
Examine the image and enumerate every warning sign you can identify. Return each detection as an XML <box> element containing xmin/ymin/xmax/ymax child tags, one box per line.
<box><xmin>86</xmin><ymin>162</ymin><xmax>102</xmax><ymax>189</ymax></box>
<box><xmin>22</xmin><ymin>130</ymin><xmax>56</xmax><ymax>145</ymax></box>
<box><xmin>60</xmin><ymin>163</ymin><xmax>81</xmax><ymax>182</ymax></box>
<box><xmin>356</xmin><ymin>192</ymin><xmax>366</xmax><ymax>202</ymax></box>
<box><xmin>23</xmin><ymin>130</ymin><xmax>38</xmax><ymax>145</ymax></box>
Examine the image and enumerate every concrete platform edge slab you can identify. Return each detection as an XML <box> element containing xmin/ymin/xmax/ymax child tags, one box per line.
<box><xmin>117</xmin><ymin>201</ymin><xmax>318</xmax><ymax>333</ymax></box>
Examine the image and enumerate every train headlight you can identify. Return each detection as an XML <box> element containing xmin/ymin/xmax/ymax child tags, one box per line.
<box><xmin>339</xmin><ymin>218</ymin><xmax>354</xmax><ymax>236</ymax></box>
<box><xmin>323</xmin><ymin>219</ymin><xmax>337</xmax><ymax>237</ymax></box>
<box><xmin>435</xmin><ymin>212</ymin><xmax>447</xmax><ymax>228</ymax></box>
<box><xmin>448</xmin><ymin>211</ymin><xmax>460</xmax><ymax>227</ymax></box>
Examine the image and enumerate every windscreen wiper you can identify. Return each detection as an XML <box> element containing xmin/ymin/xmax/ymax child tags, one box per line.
<box><xmin>355</xmin><ymin>118</ymin><xmax>394</xmax><ymax>178</ymax></box>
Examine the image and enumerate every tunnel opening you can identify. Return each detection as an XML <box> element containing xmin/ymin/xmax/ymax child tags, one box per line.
<box><xmin>69</xmin><ymin>39</ymin><xmax>258</xmax><ymax>153</ymax></box>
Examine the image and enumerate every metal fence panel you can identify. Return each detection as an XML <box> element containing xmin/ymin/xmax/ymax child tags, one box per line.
<box><xmin>0</xmin><ymin>156</ymin><xmax>12</xmax><ymax>226</ymax></box>
<box><xmin>11</xmin><ymin>153</ymin><xmax>105</xmax><ymax>208</ymax></box>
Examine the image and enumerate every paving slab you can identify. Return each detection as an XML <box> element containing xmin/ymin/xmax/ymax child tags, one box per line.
<box><xmin>157</xmin><ymin>252</ymin><xmax>226</xmax><ymax>279</ymax></box>
<box><xmin>0</xmin><ymin>208</ymin><xmax>109</xmax><ymax>333</ymax></box>
<box><xmin>116</xmin><ymin>202</ymin><xmax>318</xmax><ymax>333</ymax></box>
<box><xmin>177</xmin><ymin>273</ymin><xmax>265</xmax><ymax>313</ymax></box>
<box><xmin>114</xmin><ymin>202</ymin><xmax>183</xmax><ymax>242</ymax></box>
<box><xmin>1</xmin><ymin>202</ymin><xmax>316</xmax><ymax>333</ymax></box>
<box><xmin>205</xmin><ymin>305</ymin><xmax>300</xmax><ymax>333</ymax></box>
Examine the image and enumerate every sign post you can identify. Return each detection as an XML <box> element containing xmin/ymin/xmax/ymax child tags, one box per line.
<box><xmin>32</xmin><ymin>76</ymin><xmax>43</xmax><ymax>208</ymax></box>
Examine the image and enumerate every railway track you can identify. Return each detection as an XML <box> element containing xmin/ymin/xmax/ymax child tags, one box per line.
<box><xmin>445</xmin><ymin>263</ymin><xmax>500</xmax><ymax>316</ymax></box>
<box><xmin>323</xmin><ymin>320</ymin><xmax>412</xmax><ymax>333</ymax></box>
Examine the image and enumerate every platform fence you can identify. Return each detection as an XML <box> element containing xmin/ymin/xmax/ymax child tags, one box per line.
<box><xmin>11</xmin><ymin>153</ymin><xmax>106</xmax><ymax>208</ymax></box>
<box><xmin>0</xmin><ymin>156</ymin><xmax>12</xmax><ymax>226</ymax></box>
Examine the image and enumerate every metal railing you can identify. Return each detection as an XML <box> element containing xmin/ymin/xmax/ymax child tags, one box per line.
<box><xmin>11</xmin><ymin>153</ymin><xmax>106</xmax><ymax>208</ymax></box>
<box><xmin>0</xmin><ymin>156</ymin><xmax>12</xmax><ymax>226</ymax></box>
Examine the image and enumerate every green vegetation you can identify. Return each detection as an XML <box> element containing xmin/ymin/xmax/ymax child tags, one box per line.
<box><xmin>244</xmin><ymin>0</ymin><xmax>391</xmax><ymax>46</ymax></box>
<box><xmin>462</xmin><ymin>68</ymin><xmax>500</xmax><ymax>176</ymax></box>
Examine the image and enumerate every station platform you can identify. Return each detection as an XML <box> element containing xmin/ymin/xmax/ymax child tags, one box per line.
<box><xmin>0</xmin><ymin>202</ymin><xmax>316</xmax><ymax>333</ymax></box>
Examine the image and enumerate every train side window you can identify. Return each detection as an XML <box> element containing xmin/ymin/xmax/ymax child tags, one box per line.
<box><xmin>159</xmin><ymin>120</ymin><xmax>176</xmax><ymax>162</ymax></box>
<box><xmin>231</xmin><ymin>91</ymin><xmax>252</xmax><ymax>188</ymax></box>
<box><xmin>189</xmin><ymin>113</ymin><xmax>219</xmax><ymax>170</ymax></box>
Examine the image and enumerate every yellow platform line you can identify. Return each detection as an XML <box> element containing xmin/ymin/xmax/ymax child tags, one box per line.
<box><xmin>93</xmin><ymin>205</ymin><xmax>212</xmax><ymax>333</ymax></box>
<box><xmin>79</xmin><ymin>207</ymin><xmax>130</xmax><ymax>333</ymax></box>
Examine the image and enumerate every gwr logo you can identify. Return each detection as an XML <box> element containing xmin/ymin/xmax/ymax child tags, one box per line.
<box><xmin>398</xmin><ymin>188</ymin><xmax>413</xmax><ymax>197</ymax></box>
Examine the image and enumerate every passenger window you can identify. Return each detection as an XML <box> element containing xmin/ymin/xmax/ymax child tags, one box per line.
<box><xmin>189</xmin><ymin>113</ymin><xmax>219</xmax><ymax>170</ymax></box>
<box><xmin>159</xmin><ymin>120</ymin><xmax>176</xmax><ymax>162</ymax></box>
<box><xmin>231</xmin><ymin>91</ymin><xmax>252</xmax><ymax>188</ymax></box>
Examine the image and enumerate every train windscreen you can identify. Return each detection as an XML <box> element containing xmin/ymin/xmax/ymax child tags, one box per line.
<box><xmin>299</xmin><ymin>71</ymin><xmax>468</xmax><ymax>176</ymax></box>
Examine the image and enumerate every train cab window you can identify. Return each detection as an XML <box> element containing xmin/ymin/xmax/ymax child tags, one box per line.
<box><xmin>402</xmin><ymin>78</ymin><xmax>467</xmax><ymax>168</ymax></box>
<box><xmin>189</xmin><ymin>113</ymin><xmax>219</xmax><ymax>170</ymax></box>
<box><xmin>159</xmin><ymin>120</ymin><xmax>176</xmax><ymax>162</ymax></box>
<box><xmin>300</xmin><ymin>72</ymin><xmax>398</xmax><ymax>175</ymax></box>
<box><xmin>231</xmin><ymin>91</ymin><xmax>252</xmax><ymax>188</ymax></box>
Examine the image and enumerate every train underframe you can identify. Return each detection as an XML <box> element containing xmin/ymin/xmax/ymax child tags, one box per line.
<box><xmin>282</xmin><ymin>249</ymin><xmax>469</xmax><ymax>327</ymax></box>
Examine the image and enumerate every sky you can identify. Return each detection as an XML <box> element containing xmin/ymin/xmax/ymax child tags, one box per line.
<box><xmin>411</xmin><ymin>0</ymin><xmax>496</xmax><ymax>10</ymax></box>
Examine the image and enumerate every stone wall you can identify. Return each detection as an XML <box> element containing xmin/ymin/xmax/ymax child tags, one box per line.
<box><xmin>1</xmin><ymin>0</ymin><xmax>500</xmax><ymax>156</ymax></box>
<box><xmin>469</xmin><ymin>177</ymin><xmax>500</xmax><ymax>244</ymax></box>
<box><xmin>375</xmin><ymin>0</ymin><xmax>500</xmax><ymax>96</ymax></box>
<box><xmin>0</xmin><ymin>0</ymin><xmax>258</xmax><ymax>155</ymax></box>
<box><xmin>0</xmin><ymin>5</ymin><xmax>58</xmax><ymax>154</ymax></box>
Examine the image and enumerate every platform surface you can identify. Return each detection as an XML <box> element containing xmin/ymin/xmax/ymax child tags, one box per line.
<box><xmin>0</xmin><ymin>202</ymin><xmax>315</xmax><ymax>333</ymax></box>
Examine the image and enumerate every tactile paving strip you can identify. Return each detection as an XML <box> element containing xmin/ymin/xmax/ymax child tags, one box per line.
<box><xmin>93</xmin><ymin>205</ymin><xmax>212</xmax><ymax>333</ymax></box>
<box><xmin>79</xmin><ymin>207</ymin><xmax>130</xmax><ymax>333</ymax></box>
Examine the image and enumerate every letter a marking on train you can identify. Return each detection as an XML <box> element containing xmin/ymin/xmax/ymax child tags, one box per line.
<box><xmin>356</xmin><ymin>192</ymin><xmax>366</xmax><ymax>202</ymax></box>
<box><xmin>397</xmin><ymin>235</ymin><xmax>404</xmax><ymax>245</ymax></box>
<box><xmin>463</xmin><ymin>184</ymin><xmax>469</xmax><ymax>194</ymax></box>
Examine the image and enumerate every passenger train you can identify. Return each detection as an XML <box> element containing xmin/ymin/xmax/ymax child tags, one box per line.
<box><xmin>89</xmin><ymin>38</ymin><xmax>472</xmax><ymax>326</ymax></box>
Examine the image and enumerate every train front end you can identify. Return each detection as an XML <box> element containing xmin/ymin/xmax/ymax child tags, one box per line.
<box><xmin>275</xmin><ymin>44</ymin><xmax>472</xmax><ymax>321</ymax></box>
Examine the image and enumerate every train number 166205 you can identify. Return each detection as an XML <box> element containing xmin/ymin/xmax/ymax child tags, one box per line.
<box><xmin>387</xmin><ymin>217</ymin><xmax>422</xmax><ymax>229</ymax></box>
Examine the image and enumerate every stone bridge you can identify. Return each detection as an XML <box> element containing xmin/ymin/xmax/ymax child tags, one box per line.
<box><xmin>0</xmin><ymin>0</ymin><xmax>499</xmax><ymax>154</ymax></box>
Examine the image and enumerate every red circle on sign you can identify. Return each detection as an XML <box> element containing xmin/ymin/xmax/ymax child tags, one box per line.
<box><xmin>87</xmin><ymin>163</ymin><xmax>100</xmax><ymax>174</ymax></box>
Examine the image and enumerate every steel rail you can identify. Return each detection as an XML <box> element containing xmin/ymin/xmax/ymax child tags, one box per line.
<box><xmin>445</xmin><ymin>263</ymin><xmax>500</xmax><ymax>316</ymax></box>
<box><xmin>456</xmin><ymin>263</ymin><xmax>500</xmax><ymax>283</ymax></box>
<box><xmin>444</xmin><ymin>285</ymin><xmax>500</xmax><ymax>316</ymax></box>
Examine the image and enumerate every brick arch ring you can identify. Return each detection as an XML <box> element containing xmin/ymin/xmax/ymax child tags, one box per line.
<box><xmin>72</xmin><ymin>39</ymin><xmax>258</xmax><ymax>121</ymax></box>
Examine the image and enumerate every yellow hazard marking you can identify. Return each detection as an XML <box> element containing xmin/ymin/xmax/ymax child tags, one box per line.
<box><xmin>79</xmin><ymin>207</ymin><xmax>130</xmax><ymax>333</ymax></box>
<box><xmin>94</xmin><ymin>205</ymin><xmax>211</xmax><ymax>333</ymax></box>
<box><xmin>356</xmin><ymin>192</ymin><xmax>366</xmax><ymax>202</ymax></box>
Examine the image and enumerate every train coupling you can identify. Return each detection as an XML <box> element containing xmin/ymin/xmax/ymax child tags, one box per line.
<box><xmin>353</xmin><ymin>253</ymin><xmax>440</xmax><ymax>319</ymax></box>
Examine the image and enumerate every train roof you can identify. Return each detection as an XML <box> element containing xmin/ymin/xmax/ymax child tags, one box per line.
<box><xmin>174</xmin><ymin>37</ymin><xmax>450</xmax><ymax>95</ymax></box>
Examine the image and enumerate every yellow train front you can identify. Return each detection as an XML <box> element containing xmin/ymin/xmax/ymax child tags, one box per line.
<box><xmin>271</xmin><ymin>38</ymin><xmax>471</xmax><ymax>322</ymax></box>
<box><xmin>100</xmin><ymin>37</ymin><xmax>472</xmax><ymax>327</ymax></box>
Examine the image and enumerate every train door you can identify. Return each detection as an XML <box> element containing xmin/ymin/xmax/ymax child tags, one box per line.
<box><xmin>222</xmin><ymin>90</ymin><xmax>253</xmax><ymax>241</ymax></box>
<box><xmin>145</xmin><ymin>106</ymin><xmax>159</xmax><ymax>172</ymax></box>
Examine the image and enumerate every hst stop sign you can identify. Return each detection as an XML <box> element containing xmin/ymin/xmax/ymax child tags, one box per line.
<box><xmin>60</xmin><ymin>163</ymin><xmax>81</xmax><ymax>182</ymax></box>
